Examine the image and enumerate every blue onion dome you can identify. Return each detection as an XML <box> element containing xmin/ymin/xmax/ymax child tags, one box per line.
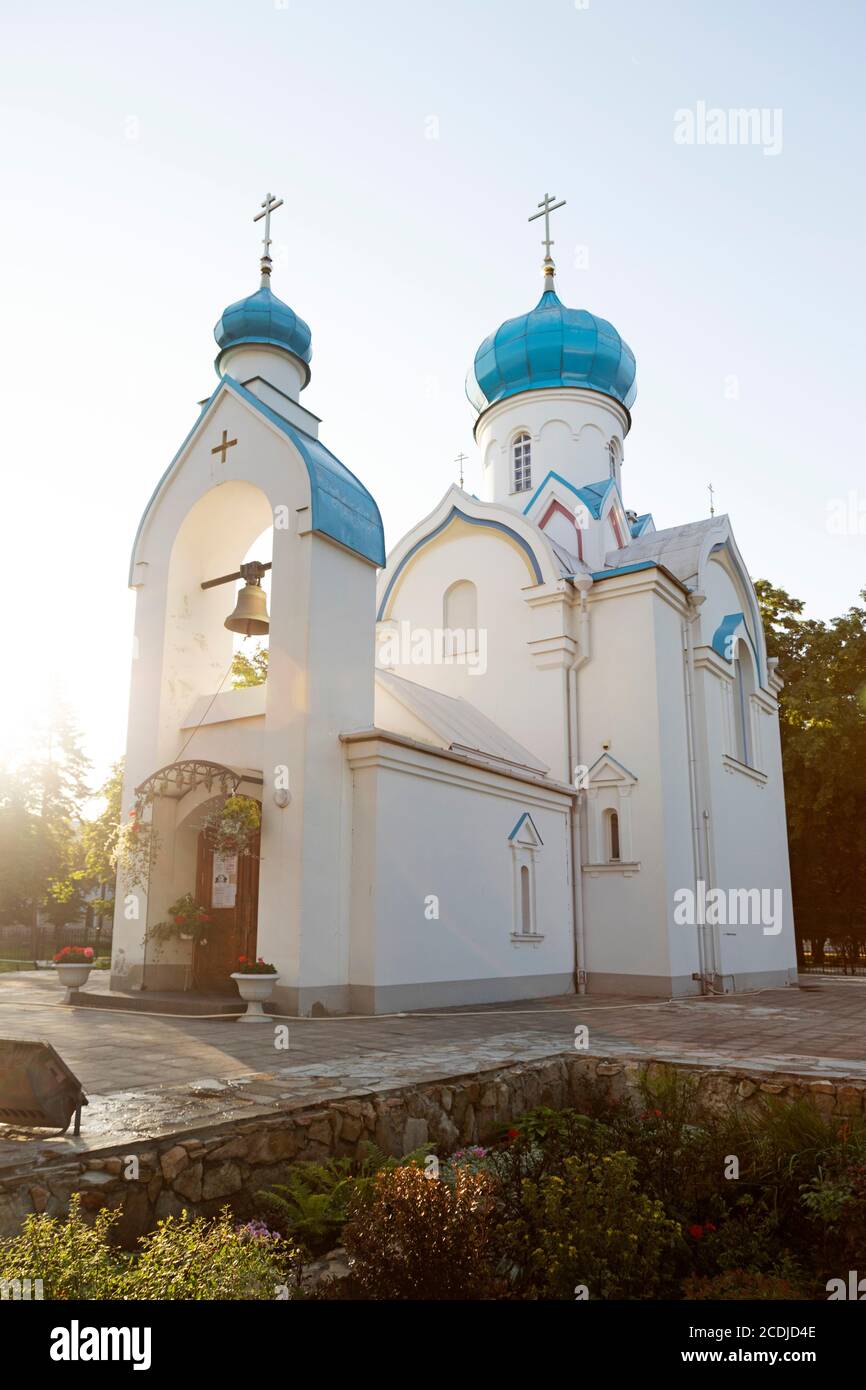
<box><xmin>214</xmin><ymin>286</ymin><xmax>312</xmax><ymax>384</ymax></box>
<box><xmin>467</xmin><ymin>287</ymin><xmax>637</xmax><ymax>414</ymax></box>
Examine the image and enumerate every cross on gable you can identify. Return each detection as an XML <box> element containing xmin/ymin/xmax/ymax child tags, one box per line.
<box><xmin>211</xmin><ymin>429</ymin><xmax>237</xmax><ymax>464</ymax></box>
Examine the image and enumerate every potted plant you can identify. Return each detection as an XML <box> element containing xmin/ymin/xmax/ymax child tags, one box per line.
<box><xmin>54</xmin><ymin>945</ymin><xmax>95</xmax><ymax>1003</ymax></box>
<box><xmin>205</xmin><ymin>795</ymin><xmax>261</xmax><ymax>858</ymax></box>
<box><xmin>231</xmin><ymin>955</ymin><xmax>279</xmax><ymax>1022</ymax></box>
<box><xmin>147</xmin><ymin>893</ymin><xmax>212</xmax><ymax>946</ymax></box>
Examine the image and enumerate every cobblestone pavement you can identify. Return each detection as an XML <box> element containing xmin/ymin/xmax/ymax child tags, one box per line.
<box><xmin>0</xmin><ymin>970</ymin><xmax>863</xmax><ymax>1171</ymax></box>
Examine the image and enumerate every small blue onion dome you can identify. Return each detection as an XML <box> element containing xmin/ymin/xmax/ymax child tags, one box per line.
<box><xmin>214</xmin><ymin>286</ymin><xmax>312</xmax><ymax>383</ymax></box>
<box><xmin>467</xmin><ymin>287</ymin><xmax>636</xmax><ymax>414</ymax></box>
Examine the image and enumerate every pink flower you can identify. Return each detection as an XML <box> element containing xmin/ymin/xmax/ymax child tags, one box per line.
<box><xmin>84</xmin><ymin>948</ymin><xmax>94</xmax><ymax>959</ymax></box>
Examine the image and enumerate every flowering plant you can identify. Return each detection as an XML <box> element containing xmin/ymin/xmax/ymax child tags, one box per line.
<box><xmin>54</xmin><ymin>945</ymin><xmax>95</xmax><ymax>964</ymax></box>
<box><xmin>205</xmin><ymin>795</ymin><xmax>261</xmax><ymax>857</ymax></box>
<box><xmin>148</xmin><ymin>893</ymin><xmax>212</xmax><ymax>945</ymax></box>
<box><xmin>112</xmin><ymin>809</ymin><xmax>160</xmax><ymax>888</ymax></box>
<box><xmin>234</xmin><ymin>955</ymin><xmax>278</xmax><ymax>975</ymax></box>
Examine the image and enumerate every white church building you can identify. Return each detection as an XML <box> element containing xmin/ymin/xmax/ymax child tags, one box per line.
<box><xmin>112</xmin><ymin>194</ymin><xmax>798</xmax><ymax>1014</ymax></box>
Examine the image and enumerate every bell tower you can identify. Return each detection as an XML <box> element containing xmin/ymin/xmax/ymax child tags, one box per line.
<box><xmin>113</xmin><ymin>195</ymin><xmax>385</xmax><ymax>1015</ymax></box>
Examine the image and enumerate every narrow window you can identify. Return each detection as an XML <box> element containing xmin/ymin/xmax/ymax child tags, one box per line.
<box><xmin>520</xmin><ymin>864</ymin><xmax>532</xmax><ymax>934</ymax></box>
<box><xmin>608</xmin><ymin>809</ymin><xmax>621</xmax><ymax>862</ymax></box>
<box><xmin>733</xmin><ymin>643</ymin><xmax>756</xmax><ymax>767</ymax></box>
<box><xmin>512</xmin><ymin>433</ymin><xmax>532</xmax><ymax>492</ymax></box>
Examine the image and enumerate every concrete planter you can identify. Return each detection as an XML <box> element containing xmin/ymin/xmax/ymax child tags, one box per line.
<box><xmin>230</xmin><ymin>972</ymin><xmax>279</xmax><ymax>1023</ymax></box>
<box><xmin>56</xmin><ymin>963</ymin><xmax>93</xmax><ymax>1004</ymax></box>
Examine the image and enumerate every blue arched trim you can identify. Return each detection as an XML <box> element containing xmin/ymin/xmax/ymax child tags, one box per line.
<box><xmin>712</xmin><ymin>612</ymin><xmax>760</xmax><ymax>675</ymax></box>
<box><xmin>523</xmin><ymin>470</ymin><xmax>620</xmax><ymax>519</ymax></box>
<box><xmin>129</xmin><ymin>377</ymin><xmax>385</xmax><ymax>580</ymax></box>
<box><xmin>708</xmin><ymin>540</ymin><xmax>765</xmax><ymax>684</ymax></box>
<box><xmin>377</xmin><ymin>507</ymin><xmax>544</xmax><ymax>621</ymax></box>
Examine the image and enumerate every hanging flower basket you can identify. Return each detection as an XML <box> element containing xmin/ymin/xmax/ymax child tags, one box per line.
<box><xmin>112</xmin><ymin>809</ymin><xmax>160</xmax><ymax>888</ymax></box>
<box><xmin>147</xmin><ymin>893</ymin><xmax>212</xmax><ymax>946</ymax></box>
<box><xmin>205</xmin><ymin>795</ymin><xmax>261</xmax><ymax>858</ymax></box>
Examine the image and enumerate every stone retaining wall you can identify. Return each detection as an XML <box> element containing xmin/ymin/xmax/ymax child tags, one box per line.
<box><xmin>2</xmin><ymin>1052</ymin><xmax>865</xmax><ymax>1242</ymax></box>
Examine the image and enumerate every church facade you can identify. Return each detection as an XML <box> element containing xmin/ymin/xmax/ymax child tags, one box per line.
<box><xmin>112</xmin><ymin>198</ymin><xmax>798</xmax><ymax>1015</ymax></box>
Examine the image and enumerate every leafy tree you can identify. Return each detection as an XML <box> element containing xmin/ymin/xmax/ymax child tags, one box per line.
<box><xmin>755</xmin><ymin>581</ymin><xmax>866</xmax><ymax>962</ymax></box>
<box><xmin>231</xmin><ymin>644</ymin><xmax>268</xmax><ymax>687</ymax></box>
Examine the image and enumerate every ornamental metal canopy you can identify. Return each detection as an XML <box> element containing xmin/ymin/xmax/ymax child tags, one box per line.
<box><xmin>134</xmin><ymin>760</ymin><xmax>241</xmax><ymax>808</ymax></box>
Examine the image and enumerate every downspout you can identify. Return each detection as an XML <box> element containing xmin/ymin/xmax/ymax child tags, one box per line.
<box><xmin>682</xmin><ymin>589</ymin><xmax>716</xmax><ymax>991</ymax></box>
<box><xmin>568</xmin><ymin>575</ymin><xmax>593</xmax><ymax>994</ymax></box>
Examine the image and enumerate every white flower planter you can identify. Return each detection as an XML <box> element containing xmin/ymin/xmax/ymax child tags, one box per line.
<box><xmin>231</xmin><ymin>972</ymin><xmax>279</xmax><ymax>1023</ymax></box>
<box><xmin>56</xmin><ymin>963</ymin><xmax>93</xmax><ymax>1004</ymax></box>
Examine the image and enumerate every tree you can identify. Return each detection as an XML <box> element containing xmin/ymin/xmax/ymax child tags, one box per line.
<box><xmin>0</xmin><ymin>702</ymin><xmax>93</xmax><ymax>955</ymax></box>
<box><xmin>755</xmin><ymin>581</ymin><xmax>866</xmax><ymax>964</ymax></box>
<box><xmin>231</xmin><ymin>643</ymin><xmax>269</xmax><ymax>688</ymax></box>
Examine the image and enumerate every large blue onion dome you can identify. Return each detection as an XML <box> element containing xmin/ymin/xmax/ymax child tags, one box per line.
<box><xmin>214</xmin><ymin>286</ymin><xmax>313</xmax><ymax>384</ymax></box>
<box><xmin>467</xmin><ymin>287</ymin><xmax>637</xmax><ymax>414</ymax></box>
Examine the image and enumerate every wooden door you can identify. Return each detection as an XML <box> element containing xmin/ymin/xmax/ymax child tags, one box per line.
<box><xmin>192</xmin><ymin>829</ymin><xmax>260</xmax><ymax>994</ymax></box>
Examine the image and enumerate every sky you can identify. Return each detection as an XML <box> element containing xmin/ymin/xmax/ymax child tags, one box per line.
<box><xmin>1</xmin><ymin>0</ymin><xmax>864</xmax><ymax>785</ymax></box>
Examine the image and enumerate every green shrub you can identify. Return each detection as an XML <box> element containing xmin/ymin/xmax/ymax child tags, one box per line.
<box><xmin>258</xmin><ymin>1141</ymin><xmax>432</xmax><ymax>1256</ymax></box>
<box><xmin>497</xmin><ymin>1150</ymin><xmax>681</xmax><ymax>1300</ymax></box>
<box><xmin>0</xmin><ymin>1196</ymin><xmax>298</xmax><ymax>1301</ymax></box>
<box><xmin>124</xmin><ymin>1209</ymin><xmax>297</xmax><ymax>1300</ymax></box>
<box><xmin>0</xmin><ymin>1196</ymin><xmax>123</xmax><ymax>1300</ymax></box>
<box><xmin>343</xmin><ymin>1165</ymin><xmax>499</xmax><ymax>1300</ymax></box>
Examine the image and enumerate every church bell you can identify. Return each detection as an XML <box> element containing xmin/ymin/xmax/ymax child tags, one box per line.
<box><xmin>224</xmin><ymin>561</ymin><xmax>270</xmax><ymax>636</ymax></box>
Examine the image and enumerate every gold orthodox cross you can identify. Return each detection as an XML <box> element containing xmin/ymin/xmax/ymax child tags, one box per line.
<box><xmin>211</xmin><ymin>429</ymin><xmax>237</xmax><ymax>464</ymax></box>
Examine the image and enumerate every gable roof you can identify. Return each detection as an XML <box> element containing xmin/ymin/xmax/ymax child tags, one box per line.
<box><xmin>603</xmin><ymin>516</ymin><xmax>726</xmax><ymax>586</ymax></box>
<box><xmin>523</xmin><ymin>470</ymin><xmax>620</xmax><ymax>521</ymax></box>
<box><xmin>375</xmin><ymin>670</ymin><xmax>548</xmax><ymax>774</ymax></box>
<box><xmin>130</xmin><ymin>375</ymin><xmax>385</xmax><ymax>581</ymax></box>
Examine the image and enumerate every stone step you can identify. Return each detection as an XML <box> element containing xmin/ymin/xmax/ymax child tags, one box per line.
<box><xmin>70</xmin><ymin>988</ymin><xmax>241</xmax><ymax>1018</ymax></box>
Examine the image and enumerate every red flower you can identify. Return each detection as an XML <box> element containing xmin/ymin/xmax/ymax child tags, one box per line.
<box><xmin>688</xmin><ymin>1224</ymin><xmax>704</xmax><ymax>1240</ymax></box>
<box><xmin>653</xmin><ymin>1108</ymin><xmax>663</xmax><ymax>1117</ymax></box>
<box><xmin>506</xmin><ymin>1128</ymin><xmax>520</xmax><ymax>1141</ymax></box>
<box><xmin>173</xmin><ymin>916</ymin><xmax>184</xmax><ymax>925</ymax></box>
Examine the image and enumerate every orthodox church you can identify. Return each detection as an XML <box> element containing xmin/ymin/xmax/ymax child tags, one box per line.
<box><xmin>112</xmin><ymin>194</ymin><xmax>798</xmax><ymax>1015</ymax></box>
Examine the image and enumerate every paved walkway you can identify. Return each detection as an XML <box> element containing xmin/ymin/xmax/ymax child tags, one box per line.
<box><xmin>0</xmin><ymin>970</ymin><xmax>863</xmax><ymax>1171</ymax></box>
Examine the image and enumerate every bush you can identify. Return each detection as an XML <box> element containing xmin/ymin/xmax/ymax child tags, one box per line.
<box><xmin>125</xmin><ymin>1209</ymin><xmax>297</xmax><ymax>1300</ymax></box>
<box><xmin>0</xmin><ymin>1196</ymin><xmax>122</xmax><ymax>1300</ymax></box>
<box><xmin>496</xmin><ymin>1150</ymin><xmax>681</xmax><ymax>1300</ymax></box>
<box><xmin>343</xmin><ymin>1165</ymin><xmax>499</xmax><ymax>1300</ymax></box>
<box><xmin>0</xmin><ymin>1196</ymin><xmax>298</xmax><ymax>1301</ymax></box>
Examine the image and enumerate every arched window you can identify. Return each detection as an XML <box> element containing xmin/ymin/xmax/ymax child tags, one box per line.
<box><xmin>606</xmin><ymin>809</ymin><xmax>621</xmax><ymax>862</ymax></box>
<box><xmin>520</xmin><ymin>865</ymin><xmax>532</xmax><ymax>935</ymax></box>
<box><xmin>608</xmin><ymin>438</ymin><xmax>619</xmax><ymax>479</ymax></box>
<box><xmin>512</xmin><ymin>433</ymin><xmax>532</xmax><ymax>493</ymax></box>
<box><xmin>443</xmin><ymin>579</ymin><xmax>477</xmax><ymax>632</ymax></box>
<box><xmin>734</xmin><ymin>643</ymin><xmax>756</xmax><ymax>767</ymax></box>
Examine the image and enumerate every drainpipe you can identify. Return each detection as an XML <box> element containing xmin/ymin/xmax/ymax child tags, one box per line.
<box><xmin>568</xmin><ymin>576</ymin><xmax>593</xmax><ymax>994</ymax></box>
<box><xmin>682</xmin><ymin>589</ymin><xmax>716</xmax><ymax>992</ymax></box>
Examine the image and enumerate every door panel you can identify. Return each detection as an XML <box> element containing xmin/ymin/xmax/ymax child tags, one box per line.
<box><xmin>193</xmin><ymin>828</ymin><xmax>260</xmax><ymax>994</ymax></box>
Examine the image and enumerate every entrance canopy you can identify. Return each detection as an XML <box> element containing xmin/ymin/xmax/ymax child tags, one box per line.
<box><xmin>134</xmin><ymin>759</ymin><xmax>242</xmax><ymax>809</ymax></box>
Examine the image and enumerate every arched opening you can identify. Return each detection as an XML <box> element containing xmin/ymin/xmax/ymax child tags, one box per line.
<box><xmin>734</xmin><ymin>642</ymin><xmax>756</xmax><ymax>766</ymax></box>
<box><xmin>443</xmin><ymin>579</ymin><xmax>478</xmax><ymax>653</ymax></box>
<box><xmin>606</xmin><ymin>808</ymin><xmax>621</xmax><ymax>862</ymax></box>
<box><xmin>512</xmin><ymin>433</ymin><xmax>532</xmax><ymax>493</ymax></box>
